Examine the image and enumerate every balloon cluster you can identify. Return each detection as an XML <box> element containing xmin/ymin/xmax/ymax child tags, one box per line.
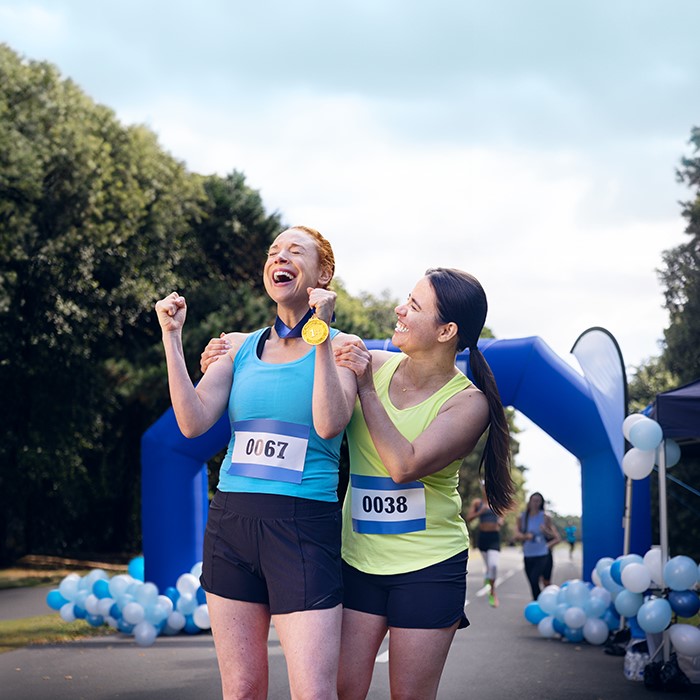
<box><xmin>523</xmin><ymin>549</ymin><xmax>700</xmax><ymax>656</ymax></box>
<box><xmin>524</xmin><ymin>578</ymin><xmax>619</xmax><ymax>645</ymax></box>
<box><xmin>45</xmin><ymin>556</ymin><xmax>210</xmax><ymax>647</ymax></box>
<box><xmin>622</xmin><ymin>414</ymin><xmax>681</xmax><ymax>480</ymax></box>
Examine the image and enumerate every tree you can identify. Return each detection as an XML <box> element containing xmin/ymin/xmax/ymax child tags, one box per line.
<box><xmin>0</xmin><ymin>44</ymin><xmax>203</xmax><ymax>562</ymax></box>
<box><xmin>631</xmin><ymin>126</ymin><xmax>700</xmax><ymax>562</ymax></box>
<box><xmin>658</xmin><ymin>126</ymin><xmax>700</xmax><ymax>384</ymax></box>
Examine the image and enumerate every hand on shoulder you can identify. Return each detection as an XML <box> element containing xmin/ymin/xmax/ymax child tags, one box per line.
<box><xmin>200</xmin><ymin>331</ymin><xmax>250</xmax><ymax>374</ymax></box>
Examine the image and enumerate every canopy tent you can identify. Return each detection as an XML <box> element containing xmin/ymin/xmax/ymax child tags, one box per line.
<box><xmin>651</xmin><ymin>378</ymin><xmax>700</xmax><ymax>443</ymax></box>
<box><xmin>648</xmin><ymin>378</ymin><xmax>700</xmax><ymax>662</ymax></box>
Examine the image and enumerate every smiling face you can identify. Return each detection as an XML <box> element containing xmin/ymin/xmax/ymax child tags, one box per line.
<box><xmin>263</xmin><ymin>228</ymin><xmax>331</xmax><ymax>305</ymax></box>
<box><xmin>392</xmin><ymin>276</ymin><xmax>449</xmax><ymax>351</ymax></box>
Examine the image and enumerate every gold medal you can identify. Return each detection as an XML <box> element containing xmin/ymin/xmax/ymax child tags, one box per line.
<box><xmin>302</xmin><ymin>317</ymin><xmax>329</xmax><ymax>345</ymax></box>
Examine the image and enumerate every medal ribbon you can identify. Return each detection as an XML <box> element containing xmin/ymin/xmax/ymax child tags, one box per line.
<box><xmin>274</xmin><ymin>308</ymin><xmax>315</xmax><ymax>339</ymax></box>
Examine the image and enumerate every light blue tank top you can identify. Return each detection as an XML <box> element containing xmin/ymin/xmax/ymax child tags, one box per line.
<box><xmin>217</xmin><ymin>327</ymin><xmax>342</xmax><ymax>502</ymax></box>
<box><xmin>521</xmin><ymin>510</ymin><xmax>549</xmax><ymax>557</ymax></box>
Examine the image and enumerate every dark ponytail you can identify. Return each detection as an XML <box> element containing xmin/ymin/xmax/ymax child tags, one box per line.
<box><xmin>468</xmin><ymin>345</ymin><xmax>515</xmax><ymax>515</ymax></box>
<box><xmin>426</xmin><ymin>268</ymin><xmax>515</xmax><ymax>516</ymax></box>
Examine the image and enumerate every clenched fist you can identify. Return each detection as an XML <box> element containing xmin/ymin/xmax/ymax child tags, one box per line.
<box><xmin>155</xmin><ymin>292</ymin><xmax>187</xmax><ymax>333</ymax></box>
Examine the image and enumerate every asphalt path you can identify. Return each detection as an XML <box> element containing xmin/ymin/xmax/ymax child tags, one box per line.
<box><xmin>2</xmin><ymin>547</ymin><xmax>699</xmax><ymax>699</ymax></box>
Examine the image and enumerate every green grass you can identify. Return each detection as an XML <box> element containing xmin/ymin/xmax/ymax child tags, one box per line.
<box><xmin>0</xmin><ymin>571</ymin><xmax>73</xmax><ymax>590</ymax></box>
<box><xmin>0</xmin><ymin>555</ymin><xmax>128</xmax><ymax>653</ymax></box>
<box><xmin>0</xmin><ymin>614</ymin><xmax>114</xmax><ymax>654</ymax></box>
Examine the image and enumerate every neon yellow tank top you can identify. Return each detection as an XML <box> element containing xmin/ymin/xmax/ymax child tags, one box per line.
<box><xmin>341</xmin><ymin>352</ymin><xmax>471</xmax><ymax>574</ymax></box>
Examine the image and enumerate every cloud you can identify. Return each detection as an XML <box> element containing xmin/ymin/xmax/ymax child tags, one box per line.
<box><xmin>0</xmin><ymin>3</ymin><xmax>65</xmax><ymax>47</ymax></box>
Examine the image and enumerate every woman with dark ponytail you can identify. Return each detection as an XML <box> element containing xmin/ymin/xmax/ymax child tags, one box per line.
<box><xmin>334</xmin><ymin>267</ymin><xmax>514</xmax><ymax>700</ymax></box>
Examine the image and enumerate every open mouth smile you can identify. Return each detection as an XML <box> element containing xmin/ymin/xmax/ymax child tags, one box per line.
<box><xmin>272</xmin><ymin>269</ymin><xmax>296</xmax><ymax>284</ymax></box>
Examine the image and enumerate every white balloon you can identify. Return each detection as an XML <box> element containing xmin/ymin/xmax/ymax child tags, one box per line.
<box><xmin>84</xmin><ymin>593</ymin><xmax>100</xmax><ymax>615</ymax></box>
<box><xmin>108</xmin><ymin>574</ymin><xmax>132</xmax><ymax>599</ymax></box>
<box><xmin>538</xmin><ymin>615</ymin><xmax>558</xmax><ymax>638</ymax></box>
<box><xmin>97</xmin><ymin>597</ymin><xmax>115</xmax><ymax>617</ymax></box>
<box><xmin>621</xmin><ymin>563</ymin><xmax>652</xmax><ymax>593</ymax></box>
<box><xmin>59</xmin><ymin>602</ymin><xmax>76</xmax><ymax>623</ymax></box>
<box><xmin>84</xmin><ymin>568</ymin><xmax>109</xmax><ymax>587</ymax></box>
<box><xmin>122</xmin><ymin>601</ymin><xmax>145</xmax><ymax>625</ymax></box>
<box><xmin>134</xmin><ymin>582</ymin><xmax>159</xmax><ymax>607</ymax></box>
<box><xmin>190</xmin><ymin>561</ymin><xmax>203</xmax><ymax>579</ymax></box>
<box><xmin>537</xmin><ymin>589</ymin><xmax>559</xmax><ymax>615</ymax></box>
<box><xmin>133</xmin><ymin>621</ymin><xmax>158</xmax><ymax>647</ymax></box>
<box><xmin>193</xmin><ymin>604</ymin><xmax>211</xmax><ymax>630</ymax></box>
<box><xmin>156</xmin><ymin>594</ymin><xmax>174</xmax><ymax>616</ymax></box>
<box><xmin>176</xmin><ymin>592</ymin><xmax>197</xmax><ymax>615</ymax></box>
<box><xmin>622</xmin><ymin>414</ymin><xmax>646</xmax><ymax>441</ymax></box>
<box><xmin>176</xmin><ymin>572</ymin><xmax>200</xmax><ymax>597</ymax></box>
<box><xmin>583</xmin><ymin>617</ymin><xmax>609</xmax><ymax>645</ymax></box>
<box><xmin>622</xmin><ymin>448</ymin><xmax>655</xmax><ymax>480</ymax></box>
<box><xmin>643</xmin><ymin>548</ymin><xmax>665</xmax><ymax>587</ymax></box>
<box><xmin>165</xmin><ymin>610</ymin><xmax>186</xmax><ymax>633</ymax></box>
<box><xmin>590</xmin><ymin>585</ymin><xmax>612</xmax><ymax>602</ymax></box>
<box><xmin>564</xmin><ymin>606</ymin><xmax>587</xmax><ymax>629</ymax></box>
<box><xmin>58</xmin><ymin>573</ymin><xmax>81</xmax><ymax>601</ymax></box>
<box><xmin>669</xmin><ymin>624</ymin><xmax>700</xmax><ymax>657</ymax></box>
<box><xmin>658</xmin><ymin>439</ymin><xmax>681</xmax><ymax>468</ymax></box>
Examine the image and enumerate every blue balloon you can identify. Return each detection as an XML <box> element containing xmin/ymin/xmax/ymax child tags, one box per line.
<box><xmin>128</xmin><ymin>556</ymin><xmax>145</xmax><ymax>582</ymax></box>
<box><xmin>117</xmin><ymin>619</ymin><xmax>134</xmax><ymax>634</ymax></box>
<box><xmin>584</xmin><ymin>594</ymin><xmax>608</xmax><ymax>619</ymax></box>
<box><xmin>92</xmin><ymin>578</ymin><xmax>111</xmax><ymax>599</ymax></box>
<box><xmin>564</xmin><ymin>580</ymin><xmax>590</xmax><ymax>608</ymax></box>
<box><xmin>664</xmin><ymin>555</ymin><xmax>699</xmax><ymax>591</ymax></box>
<box><xmin>563</xmin><ymin>625</ymin><xmax>584</xmax><ymax>643</ymax></box>
<box><xmin>614</xmin><ymin>589</ymin><xmax>644</xmax><ymax>617</ymax></box>
<box><xmin>86</xmin><ymin>613</ymin><xmax>105</xmax><ymax>627</ymax></box>
<box><xmin>627</xmin><ymin>615</ymin><xmax>647</xmax><ymax>639</ymax></box>
<box><xmin>595</xmin><ymin>557</ymin><xmax>615</xmax><ymax>577</ymax></box>
<box><xmin>610</xmin><ymin>560</ymin><xmax>623</xmax><ymax>585</ymax></box>
<box><xmin>164</xmin><ymin>586</ymin><xmax>179</xmax><ymax>604</ymax></box>
<box><xmin>46</xmin><ymin>588</ymin><xmax>68</xmax><ymax>611</ymax></box>
<box><xmin>668</xmin><ymin>590</ymin><xmax>700</xmax><ymax>618</ymax></box>
<box><xmin>602</xmin><ymin>606</ymin><xmax>621</xmax><ymax>631</ymax></box>
<box><xmin>196</xmin><ymin>586</ymin><xmax>207</xmax><ymax>605</ymax></box>
<box><xmin>73</xmin><ymin>605</ymin><xmax>87</xmax><ymax>620</ymax></box>
<box><xmin>600</xmin><ymin>566</ymin><xmax>624</xmax><ymax>594</ymax></box>
<box><xmin>554</xmin><ymin>603</ymin><xmax>569</xmax><ymax>623</ymax></box>
<box><xmin>637</xmin><ymin>598</ymin><xmax>672</xmax><ymax>634</ymax></box>
<box><xmin>524</xmin><ymin>602</ymin><xmax>547</xmax><ymax>625</ymax></box>
<box><xmin>183</xmin><ymin>614</ymin><xmax>201</xmax><ymax>634</ymax></box>
<box><xmin>552</xmin><ymin>617</ymin><xmax>566</xmax><ymax>635</ymax></box>
<box><xmin>629</xmin><ymin>419</ymin><xmax>663</xmax><ymax>451</ymax></box>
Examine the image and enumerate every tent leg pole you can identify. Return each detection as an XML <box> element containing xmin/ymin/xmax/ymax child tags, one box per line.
<box><xmin>658</xmin><ymin>443</ymin><xmax>670</xmax><ymax>663</ymax></box>
<box><xmin>623</xmin><ymin>476</ymin><xmax>632</xmax><ymax>556</ymax></box>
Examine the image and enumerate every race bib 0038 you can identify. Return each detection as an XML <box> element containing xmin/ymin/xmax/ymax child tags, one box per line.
<box><xmin>350</xmin><ymin>474</ymin><xmax>426</xmax><ymax>534</ymax></box>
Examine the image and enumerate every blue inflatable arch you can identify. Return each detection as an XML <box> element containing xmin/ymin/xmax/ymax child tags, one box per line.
<box><xmin>141</xmin><ymin>336</ymin><xmax>651</xmax><ymax>590</ymax></box>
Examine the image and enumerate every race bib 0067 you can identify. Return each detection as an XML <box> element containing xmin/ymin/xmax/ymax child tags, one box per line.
<box><xmin>227</xmin><ymin>419</ymin><xmax>310</xmax><ymax>484</ymax></box>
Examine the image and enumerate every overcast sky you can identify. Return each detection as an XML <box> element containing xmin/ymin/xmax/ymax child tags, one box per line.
<box><xmin>3</xmin><ymin>1</ymin><xmax>699</xmax><ymax>515</ymax></box>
